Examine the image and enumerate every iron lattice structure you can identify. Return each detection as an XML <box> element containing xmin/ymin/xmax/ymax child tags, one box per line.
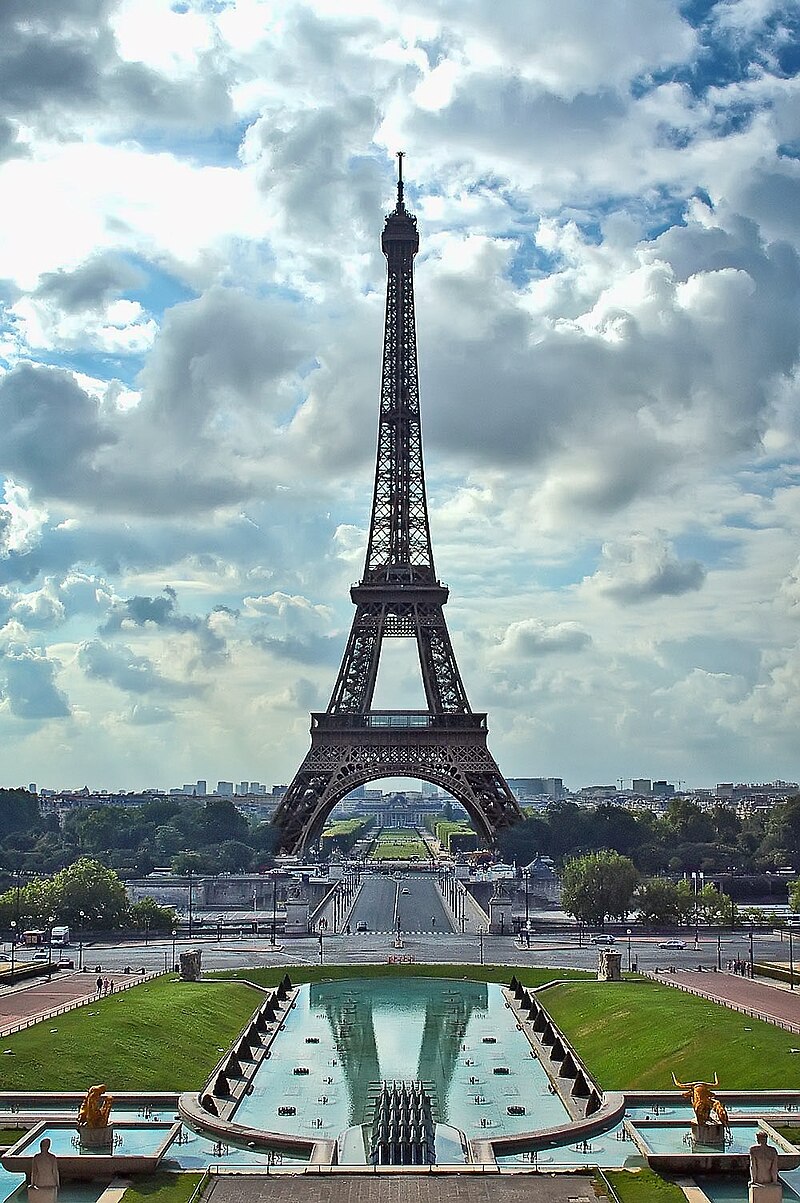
<box><xmin>274</xmin><ymin>157</ymin><xmax>522</xmax><ymax>852</ymax></box>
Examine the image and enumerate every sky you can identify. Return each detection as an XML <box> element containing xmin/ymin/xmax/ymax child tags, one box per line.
<box><xmin>1</xmin><ymin>0</ymin><xmax>799</xmax><ymax>794</ymax></box>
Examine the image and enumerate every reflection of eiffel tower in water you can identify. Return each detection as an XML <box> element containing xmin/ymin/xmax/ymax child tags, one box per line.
<box><xmin>310</xmin><ymin>980</ymin><xmax>488</xmax><ymax>1124</ymax></box>
<box><xmin>273</xmin><ymin>155</ymin><xmax>522</xmax><ymax>853</ymax></box>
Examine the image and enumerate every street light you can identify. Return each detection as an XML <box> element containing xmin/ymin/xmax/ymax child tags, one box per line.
<box><xmin>691</xmin><ymin>870</ymin><xmax>704</xmax><ymax>946</ymax></box>
<box><xmin>9</xmin><ymin>920</ymin><xmax>16</xmax><ymax>984</ymax></box>
<box><xmin>318</xmin><ymin>925</ymin><xmax>324</xmax><ymax>965</ymax></box>
<box><xmin>187</xmin><ymin>869</ymin><xmax>194</xmax><ymax>939</ymax></box>
<box><xmin>78</xmin><ymin>910</ymin><xmax>86</xmax><ymax>971</ymax></box>
<box><xmin>270</xmin><ymin>874</ymin><xmax>278</xmax><ymax>946</ymax></box>
<box><xmin>479</xmin><ymin>926</ymin><xmax>485</xmax><ymax>966</ymax></box>
<box><xmin>789</xmin><ymin>927</ymin><xmax>795</xmax><ymax>991</ymax></box>
<box><xmin>523</xmin><ymin>868</ymin><xmax>530</xmax><ymax>928</ymax></box>
<box><xmin>171</xmin><ymin>928</ymin><xmax>177</xmax><ymax>974</ymax></box>
<box><xmin>47</xmin><ymin>915</ymin><xmax>56</xmax><ymax>981</ymax></box>
<box><xmin>747</xmin><ymin>927</ymin><xmax>754</xmax><ymax>978</ymax></box>
<box><xmin>626</xmin><ymin>928</ymin><xmax>632</xmax><ymax>972</ymax></box>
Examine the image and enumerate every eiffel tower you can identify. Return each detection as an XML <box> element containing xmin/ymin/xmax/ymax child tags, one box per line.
<box><xmin>273</xmin><ymin>155</ymin><xmax>522</xmax><ymax>853</ymax></box>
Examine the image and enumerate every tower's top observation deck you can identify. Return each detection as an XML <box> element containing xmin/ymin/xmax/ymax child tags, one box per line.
<box><xmin>382</xmin><ymin>151</ymin><xmax>419</xmax><ymax>257</ymax></box>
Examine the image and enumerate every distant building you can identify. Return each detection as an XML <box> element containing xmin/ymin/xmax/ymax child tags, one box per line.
<box><xmin>652</xmin><ymin>781</ymin><xmax>675</xmax><ymax>798</ymax></box>
<box><xmin>632</xmin><ymin>778</ymin><xmax>652</xmax><ymax>794</ymax></box>
<box><xmin>196</xmin><ymin>779</ymin><xmax>207</xmax><ymax>796</ymax></box>
<box><xmin>216</xmin><ymin>781</ymin><xmax>234</xmax><ymax>797</ymax></box>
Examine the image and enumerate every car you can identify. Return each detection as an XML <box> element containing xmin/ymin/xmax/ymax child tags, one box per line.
<box><xmin>401</xmin><ymin>887</ymin><xmax>410</xmax><ymax>895</ymax></box>
<box><xmin>31</xmin><ymin>950</ymin><xmax>50</xmax><ymax>962</ymax></box>
<box><xmin>590</xmin><ymin>934</ymin><xmax>616</xmax><ymax>945</ymax></box>
<box><xmin>659</xmin><ymin>939</ymin><xmax>686</xmax><ymax>949</ymax></box>
<box><xmin>355</xmin><ymin>921</ymin><xmax>368</xmax><ymax>933</ymax></box>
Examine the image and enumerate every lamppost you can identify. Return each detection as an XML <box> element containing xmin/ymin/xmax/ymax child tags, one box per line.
<box><xmin>9</xmin><ymin>920</ymin><xmax>16</xmax><ymax>984</ymax></box>
<box><xmin>270</xmin><ymin>874</ymin><xmax>278</xmax><ymax>946</ymax></box>
<box><xmin>692</xmin><ymin>870</ymin><xmax>704</xmax><ymax>947</ymax></box>
<box><xmin>318</xmin><ymin>924</ymin><xmax>324</xmax><ymax>965</ymax></box>
<box><xmin>626</xmin><ymin>928</ymin><xmax>632</xmax><ymax>972</ymax></box>
<box><xmin>523</xmin><ymin>868</ymin><xmax>530</xmax><ymax>928</ymax></box>
<box><xmin>479</xmin><ymin>926</ymin><xmax>485</xmax><ymax>966</ymax></box>
<box><xmin>747</xmin><ymin>927</ymin><xmax>754</xmax><ymax>977</ymax></box>
<box><xmin>187</xmin><ymin>869</ymin><xmax>194</xmax><ymax>939</ymax></box>
<box><xmin>171</xmin><ymin>928</ymin><xmax>177</xmax><ymax>973</ymax></box>
<box><xmin>717</xmin><ymin>930</ymin><xmax>722</xmax><ymax>971</ymax></box>
<box><xmin>47</xmin><ymin>915</ymin><xmax>55</xmax><ymax>981</ymax></box>
<box><xmin>789</xmin><ymin>927</ymin><xmax>795</xmax><ymax>991</ymax></box>
<box><xmin>78</xmin><ymin>910</ymin><xmax>86</xmax><ymax>970</ymax></box>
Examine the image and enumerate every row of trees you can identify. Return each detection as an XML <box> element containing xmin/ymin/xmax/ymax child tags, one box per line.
<box><xmin>0</xmin><ymin>858</ymin><xmax>175</xmax><ymax>930</ymax></box>
<box><xmin>559</xmin><ymin>849</ymin><xmax>800</xmax><ymax>926</ymax></box>
<box><xmin>499</xmin><ymin>796</ymin><xmax>800</xmax><ymax>876</ymax></box>
<box><xmin>0</xmin><ymin>789</ymin><xmax>279</xmax><ymax>879</ymax></box>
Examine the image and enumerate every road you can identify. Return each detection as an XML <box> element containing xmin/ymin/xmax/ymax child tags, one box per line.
<box><xmin>23</xmin><ymin>927</ymin><xmax>798</xmax><ymax>977</ymax></box>
<box><xmin>347</xmin><ymin>871</ymin><xmax>453</xmax><ymax>934</ymax></box>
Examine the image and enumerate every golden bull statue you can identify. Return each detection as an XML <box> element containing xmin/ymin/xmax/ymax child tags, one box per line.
<box><xmin>671</xmin><ymin>1072</ymin><xmax>730</xmax><ymax>1128</ymax></box>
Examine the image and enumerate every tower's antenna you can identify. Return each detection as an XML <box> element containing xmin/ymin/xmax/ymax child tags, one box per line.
<box><xmin>396</xmin><ymin>150</ymin><xmax>405</xmax><ymax>209</ymax></box>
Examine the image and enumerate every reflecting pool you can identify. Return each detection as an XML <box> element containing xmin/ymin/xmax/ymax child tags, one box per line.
<box><xmin>233</xmin><ymin>979</ymin><xmax>570</xmax><ymax>1145</ymax></box>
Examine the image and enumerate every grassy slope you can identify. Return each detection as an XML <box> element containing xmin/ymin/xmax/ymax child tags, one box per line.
<box><xmin>214</xmin><ymin>963</ymin><xmax>590</xmax><ymax>989</ymax></box>
<box><xmin>0</xmin><ymin>978</ymin><xmax>259</xmax><ymax>1092</ymax></box>
<box><xmin>599</xmin><ymin>1169</ymin><xmax>686</xmax><ymax>1202</ymax></box>
<box><xmin>123</xmin><ymin>1174</ymin><xmax>204</xmax><ymax>1203</ymax></box>
<box><xmin>543</xmin><ymin>980</ymin><xmax>800</xmax><ymax>1090</ymax></box>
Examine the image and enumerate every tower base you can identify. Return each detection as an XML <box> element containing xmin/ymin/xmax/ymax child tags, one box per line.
<box><xmin>274</xmin><ymin>711</ymin><xmax>522</xmax><ymax>853</ymax></box>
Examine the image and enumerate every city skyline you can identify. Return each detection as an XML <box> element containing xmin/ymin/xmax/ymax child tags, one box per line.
<box><xmin>1</xmin><ymin>2</ymin><xmax>799</xmax><ymax>790</ymax></box>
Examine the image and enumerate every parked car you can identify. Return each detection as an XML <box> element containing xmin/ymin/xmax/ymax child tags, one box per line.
<box><xmin>31</xmin><ymin>951</ymin><xmax>50</xmax><ymax>962</ymax></box>
<box><xmin>659</xmin><ymin>939</ymin><xmax>686</xmax><ymax>949</ymax></box>
<box><xmin>401</xmin><ymin>888</ymin><xmax>410</xmax><ymax>895</ymax></box>
<box><xmin>590</xmin><ymin>934</ymin><xmax>616</xmax><ymax>945</ymax></box>
<box><xmin>356</xmin><ymin>921</ymin><xmax>368</xmax><ymax>933</ymax></box>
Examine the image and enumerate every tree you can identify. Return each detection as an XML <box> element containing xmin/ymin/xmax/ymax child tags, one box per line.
<box><xmin>789</xmin><ymin>879</ymin><xmax>800</xmax><ymax>913</ymax></box>
<box><xmin>0</xmin><ymin>789</ymin><xmax>39</xmax><ymax>835</ymax></box>
<box><xmin>0</xmin><ymin>858</ymin><xmax>130</xmax><ymax>928</ymax></box>
<box><xmin>561</xmin><ymin>851</ymin><xmax>639</xmax><ymax>926</ymax></box>
<box><xmin>635</xmin><ymin>878</ymin><xmax>683</xmax><ymax>926</ymax></box>
<box><xmin>129</xmin><ymin>897</ymin><xmax>175</xmax><ymax>932</ymax></box>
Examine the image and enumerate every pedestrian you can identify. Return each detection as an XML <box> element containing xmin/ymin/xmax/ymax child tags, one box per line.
<box><xmin>96</xmin><ymin>975</ymin><xmax>103</xmax><ymax>996</ymax></box>
<box><xmin>103</xmin><ymin>977</ymin><xmax>110</xmax><ymax>994</ymax></box>
<box><xmin>109</xmin><ymin>978</ymin><xmax>115</xmax><ymax>993</ymax></box>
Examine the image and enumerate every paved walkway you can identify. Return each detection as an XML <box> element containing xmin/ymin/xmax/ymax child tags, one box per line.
<box><xmin>654</xmin><ymin>969</ymin><xmax>800</xmax><ymax>1031</ymax></box>
<box><xmin>0</xmin><ymin>971</ymin><xmax>144</xmax><ymax>1036</ymax></box>
<box><xmin>206</xmin><ymin>1174</ymin><xmax>595</xmax><ymax>1203</ymax></box>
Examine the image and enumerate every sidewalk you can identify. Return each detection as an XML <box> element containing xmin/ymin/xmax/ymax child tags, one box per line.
<box><xmin>0</xmin><ymin>970</ymin><xmax>153</xmax><ymax>1037</ymax></box>
<box><xmin>650</xmin><ymin>967</ymin><xmax>800</xmax><ymax>1032</ymax></box>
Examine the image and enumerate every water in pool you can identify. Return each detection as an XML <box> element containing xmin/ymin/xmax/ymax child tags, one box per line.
<box><xmin>233</xmin><ymin>978</ymin><xmax>570</xmax><ymax>1145</ymax></box>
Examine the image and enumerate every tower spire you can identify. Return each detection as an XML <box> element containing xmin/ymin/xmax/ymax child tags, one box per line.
<box><xmin>396</xmin><ymin>150</ymin><xmax>405</xmax><ymax>210</ymax></box>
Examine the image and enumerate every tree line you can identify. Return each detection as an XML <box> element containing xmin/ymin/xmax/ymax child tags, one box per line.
<box><xmin>497</xmin><ymin>795</ymin><xmax>800</xmax><ymax>876</ymax></box>
<box><xmin>0</xmin><ymin>788</ymin><xmax>279</xmax><ymax>880</ymax></box>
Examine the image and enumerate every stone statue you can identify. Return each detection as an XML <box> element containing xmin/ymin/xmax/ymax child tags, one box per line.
<box><xmin>78</xmin><ymin>1083</ymin><xmax>112</xmax><ymax>1128</ymax></box>
<box><xmin>29</xmin><ymin>1137</ymin><xmax>59</xmax><ymax>1203</ymax></box>
<box><xmin>749</xmin><ymin>1131</ymin><xmax>782</xmax><ymax>1203</ymax></box>
<box><xmin>672</xmin><ymin>1071</ymin><xmax>730</xmax><ymax>1127</ymax></box>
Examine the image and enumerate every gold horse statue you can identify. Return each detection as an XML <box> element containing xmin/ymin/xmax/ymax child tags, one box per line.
<box><xmin>672</xmin><ymin>1071</ymin><xmax>730</xmax><ymax>1127</ymax></box>
<box><xmin>78</xmin><ymin>1083</ymin><xmax>113</xmax><ymax>1129</ymax></box>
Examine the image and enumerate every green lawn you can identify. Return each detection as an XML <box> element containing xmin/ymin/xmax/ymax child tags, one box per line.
<box><xmin>0</xmin><ymin>1128</ymin><xmax>27</xmax><ymax>1146</ymax></box>
<box><xmin>214</xmin><ymin>962</ymin><xmax>590</xmax><ymax>989</ymax></box>
<box><xmin>542</xmin><ymin>980</ymin><xmax>800</xmax><ymax>1090</ymax></box>
<box><xmin>123</xmin><ymin>1173</ymin><xmax>204</xmax><ymax>1203</ymax></box>
<box><xmin>0</xmin><ymin>977</ymin><xmax>259</xmax><ymax>1092</ymax></box>
<box><xmin>370</xmin><ymin>829</ymin><xmax>430</xmax><ymax>860</ymax></box>
<box><xmin>597</xmin><ymin>1169</ymin><xmax>686</xmax><ymax>1202</ymax></box>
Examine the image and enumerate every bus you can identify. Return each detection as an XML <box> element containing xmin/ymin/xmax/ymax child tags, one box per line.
<box><xmin>51</xmin><ymin>925</ymin><xmax>70</xmax><ymax>947</ymax></box>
